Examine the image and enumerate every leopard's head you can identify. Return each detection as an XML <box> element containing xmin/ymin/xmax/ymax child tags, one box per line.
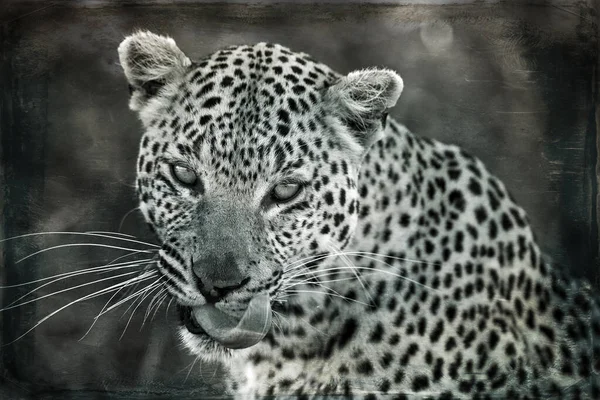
<box><xmin>118</xmin><ymin>31</ymin><xmax>402</xmax><ymax>360</ymax></box>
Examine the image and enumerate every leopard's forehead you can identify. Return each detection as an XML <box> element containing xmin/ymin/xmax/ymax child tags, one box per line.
<box><xmin>155</xmin><ymin>43</ymin><xmax>338</xmax><ymax>142</ymax></box>
<box><xmin>140</xmin><ymin>43</ymin><xmax>342</xmax><ymax>187</ymax></box>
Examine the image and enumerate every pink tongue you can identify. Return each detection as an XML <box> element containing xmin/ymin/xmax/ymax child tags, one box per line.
<box><xmin>191</xmin><ymin>294</ymin><xmax>272</xmax><ymax>349</ymax></box>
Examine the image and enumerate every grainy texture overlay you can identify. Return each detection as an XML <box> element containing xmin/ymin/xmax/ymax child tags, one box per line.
<box><xmin>1</xmin><ymin>1</ymin><xmax>598</xmax><ymax>398</ymax></box>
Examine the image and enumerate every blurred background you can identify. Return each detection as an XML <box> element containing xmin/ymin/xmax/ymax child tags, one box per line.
<box><xmin>1</xmin><ymin>0</ymin><xmax>598</xmax><ymax>398</ymax></box>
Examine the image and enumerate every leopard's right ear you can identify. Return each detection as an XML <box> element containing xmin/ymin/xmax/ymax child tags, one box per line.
<box><xmin>325</xmin><ymin>68</ymin><xmax>403</xmax><ymax>155</ymax></box>
<box><xmin>118</xmin><ymin>31</ymin><xmax>191</xmax><ymax>111</ymax></box>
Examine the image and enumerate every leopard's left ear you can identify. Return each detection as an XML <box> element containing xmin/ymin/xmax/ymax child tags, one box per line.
<box><xmin>118</xmin><ymin>31</ymin><xmax>192</xmax><ymax>112</ymax></box>
<box><xmin>325</xmin><ymin>68</ymin><xmax>403</xmax><ymax>151</ymax></box>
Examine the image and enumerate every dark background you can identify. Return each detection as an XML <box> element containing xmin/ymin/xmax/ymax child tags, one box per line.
<box><xmin>1</xmin><ymin>1</ymin><xmax>598</xmax><ymax>398</ymax></box>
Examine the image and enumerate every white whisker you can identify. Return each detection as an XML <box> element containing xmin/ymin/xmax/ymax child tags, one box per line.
<box><xmin>283</xmin><ymin>249</ymin><xmax>440</xmax><ymax>293</ymax></box>
<box><xmin>80</xmin><ymin>282</ymin><xmax>132</xmax><ymax>341</ymax></box>
<box><xmin>100</xmin><ymin>250</ymin><xmax>157</xmax><ymax>271</ymax></box>
<box><xmin>283</xmin><ymin>253</ymin><xmax>332</xmax><ymax>273</ymax></box>
<box><xmin>344</xmin><ymin>250</ymin><xmax>442</xmax><ymax>267</ymax></box>
<box><xmin>341</xmin><ymin>252</ymin><xmax>439</xmax><ymax>292</ymax></box>
<box><xmin>0</xmin><ymin>258</ymin><xmax>155</xmax><ymax>290</ymax></box>
<box><xmin>118</xmin><ymin>207</ymin><xmax>141</xmax><ymax>232</ymax></box>
<box><xmin>283</xmin><ymin>250</ymin><xmax>442</xmax><ymax>276</ymax></box>
<box><xmin>117</xmin><ymin>269</ymin><xmax>150</xmax><ymax>303</ymax></box>
<box><xmin>185</xmin><ymin>356</ymin><xmax>200</xmax><ymax>383</ymax></box>
<box><xmin>5</xmin><ymin>260</ymin><xmax>154</xmax><ymax>310</ymax></box>
<box><xmin>1</xmin><ymin>270</ymin><xmax>148</xmax><ymax>311</ymax></box>
<box><xmin>271</xmin><ymin>312</ymin><xmax>285</xmax><ymax>335</ymax></box>
<box><xmin>6</xmin><ymin>272</ymin><xmax>157</xmax><ymax>345</ymax></box>
<box><xmin>282</xmin><ymin>289</ymin><xmax>370</xmax><ymax>306</ymax></box>
<box><xmin>120</xmin><ymin>281</ymin><xmax>163</xmax><ymax>339</ymax></box>
<box><xmin>292</xmin><ymin>265</ymin><xmax>440</xmax><ymax>293</ymax></box>
<box><xmin>142</xmin><ymin>287</ymin><xmax>167</xmax><ymax>327</ymax></box>
<box><xmin>99</xmin><ymin>277</ymin><xmax>162</xmax><ymax>319</ymax></box>
<box><xmin>283</xmin><ymin>264</ymin><xmax>386</xmax><ymax>284</ymax></box>
<box><xmin>16</xmin><ymin>243</ymin><xmax>156</xmax><ymax>264</ymax></box>
<box><xmin>1</xmin><ymin>231</ymin><xmax>159</xmax><ymax>249</ymax></box>
<box><xmin>282</xmin><ymin>272</ymin><xmax>355</xmax><ymax>300</ymax></box>
<box><xmin>165</xmin><ymin>297</ymin><xmax>174</xmax><ymax>322</ymax></box>
<box><xmin>272</xmin><ymin>310</ymin><xmax>328</xmax><ymax>337</ymax></box>
<box><xmin>330</xmin><ymin>244</ymin><xmax>374</xmax><ymax>305</ymax></box>
<box><xmin>79</xmin><ymin>271</ymin><xmax>157</xmax><ymax>341</ymax></box>
<box><xmin>151</xmin><ymin>293</ymin><xmax>169</xmax><ymax>322</ymax></box>
<box><xmin>86</xmin><ymin>231</ymin><xmax>136</xmax><ymax>238</ymax></box>
<box><xmin>283</xmin><ymin>274</ymin><xmax>357</xmax><ymax>290</ymax></box>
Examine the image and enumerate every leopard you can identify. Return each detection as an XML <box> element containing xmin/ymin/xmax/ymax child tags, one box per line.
<box><xmin>117</xmin><ymin>31</ymin><xmax>600</xmax><ymax>399</ymax></box>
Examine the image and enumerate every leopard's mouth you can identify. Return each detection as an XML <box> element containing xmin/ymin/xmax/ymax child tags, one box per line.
<box><xmin>178</xmin><ymin>294</ymin><xmax>272</xmax><ymax>350</ymax></box>
<box><xmin>180</xmin><ymin>305</ymin><xmax>207</xmax><ymax>335</ymax></box>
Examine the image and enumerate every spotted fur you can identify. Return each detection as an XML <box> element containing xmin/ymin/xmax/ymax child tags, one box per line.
<box><xmin>118</xmin><ymin>31</ymin><xmax>600</xmax><ymax>399</ymax></box>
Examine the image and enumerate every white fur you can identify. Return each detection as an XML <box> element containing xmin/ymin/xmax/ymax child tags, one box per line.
<box><xmin>325</xmin><ymin>68</ymin><xmax>403</xmax><ymax>150</ymax></box>
<box><xmin>118</xmin><ymin>31</ymin><xmax>191</xmax><ymax>111</ymax></box>
<box><xmin>328</xmin><ymin>68</ymin><xmax>403</xmax><ymax>120</ymax></box>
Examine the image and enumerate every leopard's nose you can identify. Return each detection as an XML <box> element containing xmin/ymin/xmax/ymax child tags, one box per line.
<box><xmin>192</xmin><ymin>253</ymin><xmax>250</xmax><ymax>302</ymax></box>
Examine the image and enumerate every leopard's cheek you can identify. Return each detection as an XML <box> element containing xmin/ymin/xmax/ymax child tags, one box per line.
<box><xmin>308</xmin><ymin>173</ymin><xmax>360</xmax><ymax>253</ymax></box>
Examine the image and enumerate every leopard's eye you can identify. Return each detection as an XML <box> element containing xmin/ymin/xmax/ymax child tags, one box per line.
<box><xmin>171</xmin><ymin>164</ymin><xmax>197</xmax><ymax>186</ymax></box>
<box><xmin>271</xmin><ymin>182</ymin><xmax>302</xmax><ymax>203</ymax></box>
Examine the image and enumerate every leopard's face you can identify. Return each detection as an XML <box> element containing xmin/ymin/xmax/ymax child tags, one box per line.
<box><xmin>118</xmin><ymin>32</ymin><xmax>402</xmax><ymax>360</ymax></box>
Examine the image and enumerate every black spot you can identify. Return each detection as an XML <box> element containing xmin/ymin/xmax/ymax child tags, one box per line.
<box><xmin>338</xmin><ymin>318</ymin><xmax>358</xmax><ymax>349</ymax></box>
<box><xmin>488</xmin><ymin>220</ymin><xmax>498</xmax><ymax>240</ymax></box>
<box><xmin>281</xmin><ymin>347</ymin><xmax>295</xmax><ymax>359</ymax></box>
<box><xmin>400</xmin><ymin>213</ymin><xmax>411</xmax><ymax>227</ymax></box>
<box><xmin>273</xmin><ymin>82</ymin><xmax>285</xmax><ymax>95</ymax></box>
<box><xmin>380</xmin><ymin>352</ymin><xmax>394</xmax><ymax>368</ymax></box>
<box><xmin>458</xmin><ymin>380</ymin><xmax>473</xmax><ymax>394</ymax></box>
<box><xmin>277</xmin><ymin>124</ymin><xmax>290</xmax><ymax>136</ymax></box>
<box><xmin>196</xmin><ymin>81</ymin><xmax>214</xmax><ymax>98</ymax></box>
<box><xmin>448</xmin><ymin>190</ymin><xmax>466</xmax><ymax>212</ymax></box>
<box><xmin>202</xmin><ymin>97</ymin><xmax>221</xmax><ymax>108</ymax></box>
<box><xmin>433</xmin><ymin>358</ymin><xmax>444</xmax><ymax>382</ymax></box>
<box><xmin>356</xmin><ymin>359</ymin><xmax>374</xmax><ymax>375</ymax></box>
<box><xmin>445</xmin><ymin>304</ymin><xmax>457</xmax><ymax>322</ymax></box>
<box><xmin>417</xmin><ymin>317</ymin><xmax>427</xmax><ymax>335</ymax></box>
<box><xmin>448</xmin><ymin>169</ymin><xmax>461</xmax><ymax>180</ymax></box>
<box><xmin>284</xmin><ymin>74</ymin><xmax>298</xmax><ymax>84</ymax></box>
<box><xmin>412</xmin><ymin>375</ymin><xmax>429</xmax><ymax>391</ymax></box>
<box><xmin>487</xmin><ymin>190</ymin><xmax>500</xmax><ymax>211</ymax></box>
<box><xmin>292</xmin><ymin>85</ymin><xmax>306</xmax><ymax>95</ymax></box>
<box><xmin>324</xmin><ymin>191</ymin><xmax>334</xmax><ymax>205</ymax></box>
<box><xmin>287</xmin><ymin>98</ymin><xmax>299</xmax><ymax>113</ymax></box>
<box><xmin>394</xmin><ymin>369</ymin><xmax>405</xmax><ymax>385</ymax></box>
<box><xmin>501</xmin><ymin>213</ymin><xmax>513</xmax><ymax>231</ymax></box>
<box><xmin>463</xmin><ymin>329</ymin><xmax>476</xmax><ymax>348</ymax></box>
<box><xmin>489</xmin><ymin>330</ymin><xmax>500</xmax><ymax>350</ymax></box>
<box><xmin>379</xmin><ymin>379</ymin><xmax>391</xmax><ymax>393</ymax></box>
<box><xmin>277</xmin><ymin>109</ymin><xmax>290</xmax><ymax>124</ymax></box>
<box><xmin>468</xmin><ymin>178</ymin><xmax>482</xmax><ymax>195</ymax></box>
<box><xmin>429</xmin><ymin>320</ymin><xmax>444</xmax><ymax>343</ymax></box>
<box><xmin>539</xmin><ymin>325</ymin><xmax>555</xmax><ymax>342</ymax></box>
<box><xmin>199</xmin><ymin>115</ymin><xmax>212</xmax><ymax>126</ymax></box>
<box><xmin>445</xmin><ymin>336</ymin><xmax>457</xmax><ymax>352</ymax></box>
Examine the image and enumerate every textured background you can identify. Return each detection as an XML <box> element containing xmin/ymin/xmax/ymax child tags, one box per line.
<box><xmin>1</xmin><ymin>1</ymin><xmax>598</xmax><ymax>398</ymax></box>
